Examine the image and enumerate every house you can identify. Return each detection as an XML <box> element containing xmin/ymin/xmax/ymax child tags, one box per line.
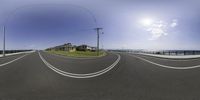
<box><xmin>46</xmin><ymin>43</ymin><xmax>76</xmax><ymax>52</ymax></box>
<box><xmin>76</xmin><ymin>45</ymin><xmax>96</xmax><ymax>51</ymax></box>
<box><xmin>46</xmin><ymin>43</ymin><xmax>96</xmax><ymax>52</ymax></box>
<box><xmin>91</xmin><ymin>47</ymin><xmax>97</xmax><ymax>52</ymax></box>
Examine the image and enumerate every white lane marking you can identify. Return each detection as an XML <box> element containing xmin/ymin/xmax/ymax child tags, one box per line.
<box><xmin>38</xmin><ymin>51</ymin><xmax>121</xmax><ymax>78</ymax></box>
<box><xmin>136</xmin><ymin>53</ymin><xmax>200</xmax><ymax>59</ymax></box>
<box><xmin>131</xmin><ymin>55</ymin><xmax>200</xmax><ymax>70</ymax></box>
<box><xmin>0</xmin><ymin>53</ymin><xmax>29</xmax><ymax>67</ymax></box>
<box><xmin>135</xmin><ymin>54</ymin><xmax>200</xmax><ymax>61</ymax></box>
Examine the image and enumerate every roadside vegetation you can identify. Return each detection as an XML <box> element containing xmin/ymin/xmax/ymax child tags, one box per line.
<box><xmin>46</xmin><ymin>50</ymin><xmax>107</xmax><ymax>58</ymax></box>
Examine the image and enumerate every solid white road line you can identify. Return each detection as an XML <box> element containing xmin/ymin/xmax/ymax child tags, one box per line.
<box><xmin>131</xmin><ymin>55</ymin><xmax>200</xmax><ymax>70</ymax></box>
<box><xmin>0</xmin><ymin>53</ymin><xmax>30</xmax><ymax>67</ymax></box>
<box><xmin>136</xmin><ymin>53</ymin><xmax>200</xmax><ymax>60</ymax></box>
<box><xmin>38</xmin><ymin>51</ymin><xmax>121</xmax><ymax>78</ymax></box>
<box><xmin>135</xmin><ymin>54</ymin><xmax>200</xmax><ymax>61</ymax></box>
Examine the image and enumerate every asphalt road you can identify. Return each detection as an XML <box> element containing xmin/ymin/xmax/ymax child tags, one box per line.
<box><xmin>1</xmin><ymin>51</ymin><xmax>200</xmax><ymax>100</ymax></box>
<box><xmin>0</xmin><ymin>53</ymin><xmax>26</xmax><ymax>65</ymax></box>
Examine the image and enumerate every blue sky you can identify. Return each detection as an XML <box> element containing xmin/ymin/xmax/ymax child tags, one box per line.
<box><xmin>0</xmin><ymin>0</ymin><xmax>200</xmax><ymax>50</ymax></box>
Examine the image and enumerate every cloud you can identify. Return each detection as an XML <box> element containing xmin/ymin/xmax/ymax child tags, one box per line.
<box><xmin>142</xmin><ymin>19</ymin><xmax>178</xmax><ymax>40</ymax></box>
<box><xmin>170</xmin><ymin>19</ymin><xmax>178</xmax><ymax>27</ymax></box>
<box><xmin>146</xmin><ymin>20</ymin><xmax>168</xmax><ymax>40</ymax></box>
<box><xmin>149</xmin><ymin>28</ymin><xmax>167</xmax><ymax>40</ymax></box>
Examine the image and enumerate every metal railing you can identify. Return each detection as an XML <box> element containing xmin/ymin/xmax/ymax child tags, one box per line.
<box><xmin>107</xmin><ymin>49</ymin><xmax>200</xmax><ymax>56</ymax></box>
<box><xmin>139</xmin><ymin>50</ymin><xmax>200</xmax><ymax>56</ymax></box>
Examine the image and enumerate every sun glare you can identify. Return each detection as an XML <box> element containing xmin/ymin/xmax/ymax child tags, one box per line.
<box><xmin>140</xmin><ymin>18</ymin><xmax>153</xmax><ymax>26</ymax></box>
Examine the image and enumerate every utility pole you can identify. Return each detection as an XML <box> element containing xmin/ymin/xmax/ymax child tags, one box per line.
<box><xmin>94</xmin><ymin>28</ymin><xmax>103</xmax><ymax>56</ymax></box>
<box><xmin>3</xmin><ymin>26</ymin><xmax>5</xmax><ymax>57</ymax></box>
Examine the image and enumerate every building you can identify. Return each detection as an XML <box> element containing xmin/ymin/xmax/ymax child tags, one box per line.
<box><xmin>76</xmin><ymin>45</ymin><xmax>96</xmax><ymax>51</ymax></box>
<box><xmin>46</xmin><ymin>43</ymin><xmax>76</xmax><ymax>52</ymax></box>
<box><xmin>91</xmin><ymin>47</ymin><xmax>97</xmax><ymax>51</ymax></box>
<box><xmin>46</xmin><ymin>43</ymin><xmax>96</xmax><ymax>52</ymax></box>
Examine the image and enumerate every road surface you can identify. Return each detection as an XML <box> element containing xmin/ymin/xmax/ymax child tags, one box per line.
<box><xmin>0</xmin><ymin>51</ymin><xmax>200</xmax><ymax>100</ymax></box>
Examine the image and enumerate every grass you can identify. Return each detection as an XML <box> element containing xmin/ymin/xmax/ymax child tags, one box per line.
<box><xmin>46</xmin><ymin>50</ymin><xmax>107</xmax><ymax>58</ymax></box>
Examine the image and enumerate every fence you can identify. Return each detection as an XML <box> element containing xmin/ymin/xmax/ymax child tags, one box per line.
<box><xmin>140</xmin><ymin>50</ymin><xmax>200</xmax><ymax>55</ymax></box>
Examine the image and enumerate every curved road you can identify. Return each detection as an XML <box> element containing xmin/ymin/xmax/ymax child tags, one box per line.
<box><xmin>0</xmin><ymin>52</ymin><xmax>200</xmax><ymax>99</ymax></box>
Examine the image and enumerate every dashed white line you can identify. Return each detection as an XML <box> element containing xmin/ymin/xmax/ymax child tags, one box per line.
<box><xmin>132</xmin><ymin>55</ymin><xmax>200</xmax><ymax>70</ymax></box>
<box><xmin>38</xmin><ymin>51</ymin><xmax>121</xmax><ymax>78</ymax></box>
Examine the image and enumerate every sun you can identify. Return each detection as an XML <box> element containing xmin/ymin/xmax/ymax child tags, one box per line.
<box><xmin>140</xmin><ymin>18</ymin><xmax>154</xmax><ymax>26</ymax></box>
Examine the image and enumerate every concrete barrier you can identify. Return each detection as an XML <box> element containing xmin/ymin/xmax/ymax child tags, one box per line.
<box><xmin>0</xmin><ymin>50</ymin><xmax>35</xmax><ymax>58</ymax></box>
